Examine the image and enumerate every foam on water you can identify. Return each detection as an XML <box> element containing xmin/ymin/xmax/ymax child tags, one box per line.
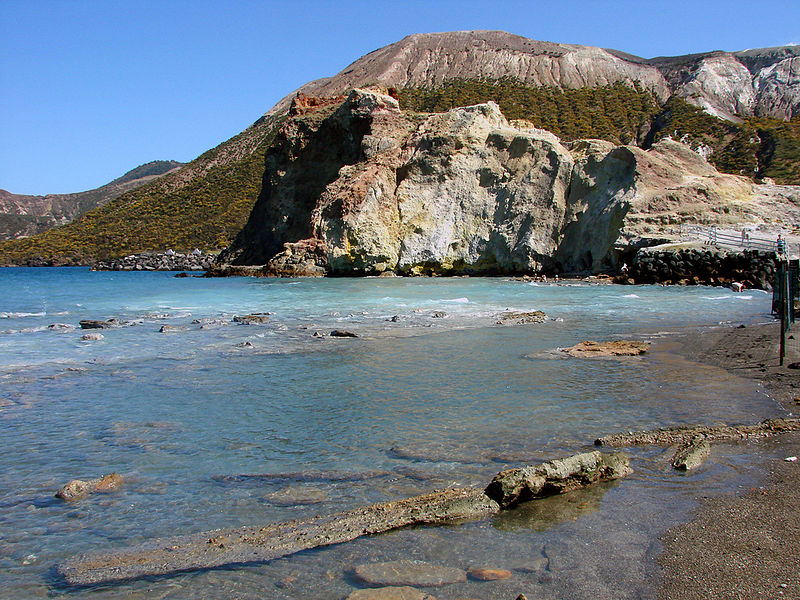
<box><xmin>0</xmin><ymin>268</ymin><xmax>785</xmax><ymax>599</ymax></box>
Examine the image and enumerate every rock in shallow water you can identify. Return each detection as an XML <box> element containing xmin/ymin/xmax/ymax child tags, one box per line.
<box><xmin>264</xmin><ymin>485</ymin><xmax>328</xmax><ymax>506</ymax></box>
<box><xmin>346</xmin><ymin>587</ymin><xmax>437</xmax><ymax>600</ymax></box>
<box><xmin>330</xmin><ymin>330</ymin><xmax>358</xmax><ymax>337</ymax></box>
<box><xmin>466</xmin><ymin>567</ymin><xmax>512</xmax><ymax>581</ymax></box>
<box><xmin>354</xmin><ymin>560</ymin><xmax>466</xmax><ymax>587</ymax></box>
<box><xmin>55</xmin><ymin>473</ymin><xmax>123</xmax><ymax>501</ymax></box>
<box><xmin>79</xmin><ymin>319</ymin><xmax>118</xmax><ymax>329</ymax></box>
<box><xmin>560</xmin><ymin>340</ymin><xmax>649</xmax><ymax>357</ymax></box>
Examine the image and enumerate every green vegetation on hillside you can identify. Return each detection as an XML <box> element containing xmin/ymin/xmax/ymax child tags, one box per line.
<box><xmin>0</xmin><ymin>118</ymin><xmax>283</xmax><ymax>265</ymax></box>
<box><xmin>648</xmin><ymin>96</ymin><xmax>800</xmax><ymax>184</ymax></box>
<box><xmin>400</xmin><ymin>79</ymin><xmax>799</xmax><ymax>185</ymax></box>
<box><xmin>399</xmin><ymin>78</ymin><xmax>661</xmax><ymax>145</ymax></box>
<box><xmin>110</xmin><ymin>160</ymin><xmax>183</xmax><ymax>185</ymax></box>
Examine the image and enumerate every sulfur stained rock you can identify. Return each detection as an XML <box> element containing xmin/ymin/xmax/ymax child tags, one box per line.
<box><xmin>215</xmin><ymin>87</ymin><xmax>798</xmax><ymax>278</ymax></box>
<box><xmin>560</xmin><ymin>340</ymin><xmax>649</xmax><ymax>357</ymax></box>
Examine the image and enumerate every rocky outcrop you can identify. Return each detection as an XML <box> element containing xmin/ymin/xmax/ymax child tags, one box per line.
<box><xmin>650</xmin><ymin>46</ymin><xmax>800</xmax><ymax>120</ymax></box>
<box><xmin>754</xmin><ymin>56</ymin><xmax>800</xmax><ymax>121</ymax></box>
<box><xmin>674</xmin><ymin>54</ymin><xmax>757</xmax><ymax>122</ymax></box>
<box><xmin>217</xmin><ymin>90</ymin><xmax>800</xmax><ymax>277</ymax></box>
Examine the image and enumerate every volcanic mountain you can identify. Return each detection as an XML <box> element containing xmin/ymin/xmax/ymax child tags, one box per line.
<box><xmin>0</xmin><ymin>30</ymin><xmax>797</xmax><ymax>266</ymax></box>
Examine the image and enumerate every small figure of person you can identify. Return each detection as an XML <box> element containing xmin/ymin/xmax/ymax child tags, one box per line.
<box><xmin>621</xmin><ymin>262</ymin><xmax>629</xmax><ymax>273</ymax></box>
<box><xmin>777</xmin><ymin>234</ymin><xmax>785</xmax><ymax>256</ymax></box>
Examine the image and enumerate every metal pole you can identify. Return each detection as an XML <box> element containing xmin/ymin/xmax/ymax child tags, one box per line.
<box><xmin>780</xmin><ymin>294</ymin><xmax>786</xmax><ymax>366</ymax></box>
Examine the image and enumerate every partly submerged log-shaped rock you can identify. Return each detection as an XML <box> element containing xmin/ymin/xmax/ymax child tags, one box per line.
<box><xmin>484</xmin><ymin>451</ymin><xmax>632</xmax><ymax>508</ymax></box>
<box><xmin>58</xmin><ymin>487</ymin><xmax>498</xmax><ymax>586</ymax></box>
<box><xmin>597</xmin><ymin>418</ymin><xmax>800</xmax><ymax>471</ymax></box>
<box><xmin>595</xmin><ymin>418</ymin><xmax>800</xmax><ymax>447</ymax></box>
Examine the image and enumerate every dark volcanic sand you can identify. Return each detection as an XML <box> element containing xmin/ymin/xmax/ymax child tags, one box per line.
<box><xmin>658</xmin><ymin>322</ymin><xmax>800</xmax><ymax>599</ymax></box>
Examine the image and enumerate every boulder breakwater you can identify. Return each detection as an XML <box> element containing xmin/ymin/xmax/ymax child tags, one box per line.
<box><xmin>93</xmin><ymin>250</ymin><xmax>218</xmax><ymax>272</ymax></box>
<box><xmin>620</xmin><ymin>248</ymin><xmax>779</xmax><ymax>290</ymax></box>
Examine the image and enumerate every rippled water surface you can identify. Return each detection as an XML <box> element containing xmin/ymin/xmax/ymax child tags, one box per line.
<box><xmin>0</xmin><ymin>268</ymin><xmax>785</xmax><ymax>599</ymax></box>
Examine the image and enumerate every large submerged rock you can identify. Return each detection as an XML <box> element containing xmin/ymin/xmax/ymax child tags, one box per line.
<box><xmin>216</xmin><ymin>89</ymin><xmax>800</xmax><ymax>277</ymax></box>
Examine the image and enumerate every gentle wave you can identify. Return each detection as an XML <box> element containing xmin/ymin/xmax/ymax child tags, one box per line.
<box><xmin>0</xmin><ymin>311</ymin><xmax>46</xmax><ymax>319</ymax></box>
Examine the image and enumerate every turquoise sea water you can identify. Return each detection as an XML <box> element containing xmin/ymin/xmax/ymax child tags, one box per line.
<box><xmin>0</xmin><ymin>268</ymin><xmax>786</xmax><ymax>599</ymax></box>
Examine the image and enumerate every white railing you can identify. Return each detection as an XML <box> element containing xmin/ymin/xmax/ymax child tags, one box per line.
<box><xmin>681</xmin><ymin>224</ymin><xmax>783</xmax><ymax>254</ymax></box>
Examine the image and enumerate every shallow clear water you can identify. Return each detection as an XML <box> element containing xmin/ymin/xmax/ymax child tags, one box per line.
<box><xmin>0</xmin><ymin>268</ymin><xmax>785</xmax><ymax>599</ymax></box>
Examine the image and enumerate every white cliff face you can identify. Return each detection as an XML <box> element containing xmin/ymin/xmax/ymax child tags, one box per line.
<box><xmin>392</xmin><ymin>103</ymin><xmax>573</xmax><ymax>273</ymax></box>
<box><xmin>755</xmin><ymin>56</ymin><xmax>800</xmax><ymax>120</ymax></box>
<box><xmin>676</xmin><ymin>55</ymin><xmax>756</xmax><ymax>121</ymax></box>
<box><xmin>225</xmin><ymin>90</ymin><xmax>800</xmax><ymax>275</ymax></box>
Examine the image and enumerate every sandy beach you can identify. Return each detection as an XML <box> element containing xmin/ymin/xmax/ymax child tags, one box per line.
<box><xmin>658</xmin><ymin>321</ymin><xmax>800</xmax><ymax>599</ymax></box>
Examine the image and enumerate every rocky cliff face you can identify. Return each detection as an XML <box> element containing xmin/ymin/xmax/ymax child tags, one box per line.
<box><xmin>218</xmin><ymin>90</ymin><xmax>800</xmax><ymax>276</ymax></box>
<box><xmin>649</xmin><ymin>46</ymin><xmax>800</xmax><ymax>121</ymax></box>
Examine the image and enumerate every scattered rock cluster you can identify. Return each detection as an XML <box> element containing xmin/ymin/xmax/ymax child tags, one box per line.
<box><xmin>622</xmin><ymin>249</ymin><xmax>778</xmax><ymax>290</ymax></box>
<box><xmin>93</xmin><ymin>250</ymin><xmax>217</xmax><ymax>272</ymax></box>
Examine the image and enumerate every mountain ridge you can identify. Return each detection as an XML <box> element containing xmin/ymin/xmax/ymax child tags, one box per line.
<box><xmin>0</xmin><ymin>160</ymin><xmax>183</xmax><ymax>241</ymax></box>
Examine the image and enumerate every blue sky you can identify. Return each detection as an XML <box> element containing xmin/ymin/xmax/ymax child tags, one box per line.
<box><xmin>1</xmin><ymin>0</ymin><xmax>798</xmax><ymax>195</ymax></box>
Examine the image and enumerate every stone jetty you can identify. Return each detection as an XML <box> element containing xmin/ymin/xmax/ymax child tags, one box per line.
<box><xmin>93</xmin><ymin>250</ymin><xmax>217</xmax><ymax>272</ymax></box>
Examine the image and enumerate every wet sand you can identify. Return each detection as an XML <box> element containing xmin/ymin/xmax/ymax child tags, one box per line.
<box><xmin>658</xmin><ymin>321</ymin><xmax>800</xmax><ymax>599</ymax></box>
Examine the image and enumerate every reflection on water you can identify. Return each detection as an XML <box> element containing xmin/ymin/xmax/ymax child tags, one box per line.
<box><xmin>0</xmin><ymin>270</ymin><xmax>786</xmax><ymax>599</ymax></box>
<box><xmin>493</xmin><ymin>480</ymin><xmax>615</xmax><ymax>533</ymax></box>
